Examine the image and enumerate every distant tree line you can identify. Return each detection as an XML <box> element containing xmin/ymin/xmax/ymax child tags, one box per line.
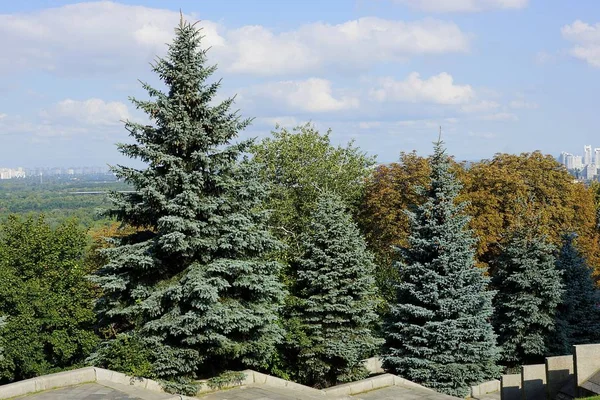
<box><xmin>2</xmin><ymin>19</ymin><xmax>600</xmax><ymax>398</ymax></box>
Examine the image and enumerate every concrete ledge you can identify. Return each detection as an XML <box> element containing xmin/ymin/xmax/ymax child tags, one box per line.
<box><xmin>471</xmin><ymin>379</ymin><xmax>500</xmax><ymax>397</ymax></box>
<box><xmin>34</xmin><ymin>368</ymin><xmax>96</xmax><ymax>392</ymax></box>
<box><xmin>0</xmin><ymin>367</ymin><xmax>172</xmax><ymax>399</ymax></box>
<box><xmin>0</xmin><ymin>367</ymin><xmax>97</xmax><ymax>399</ymax></box>
<box><xmin>239</xmin><ymin>370</ymin><xmax>324</xmax><ymax>396</ymax></box>
<box><xmin>0</xmin><ymin>366</ymin><xmax>441</xmax><ymax>399</ymax></box>
<box><xmin>322</xmin><ymin>373</ymin><xmax>430</xmax><ymax>397</ymax></box>
<box><xmin>0</xmin><ymin>377</ymin><xmax>38</xmax><ymax>399</ymax></box>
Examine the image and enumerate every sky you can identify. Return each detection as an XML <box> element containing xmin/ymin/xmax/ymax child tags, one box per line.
<box><xmin>1</xmin><ymin>0</ymin><xmax>600</xmax><ymax>167</ymax></box>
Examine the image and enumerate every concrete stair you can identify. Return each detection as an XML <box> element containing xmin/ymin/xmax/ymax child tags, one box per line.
<box><xmin>500</xmin><ymin>343</ymin><xmax>600</xmax><ymax>400</ymax></box>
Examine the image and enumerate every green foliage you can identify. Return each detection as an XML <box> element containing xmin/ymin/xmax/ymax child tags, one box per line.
<box><xmin>206</xmin><ymin>371</ymin><xmax>247</xmax><ymax>390</ymax></box>
<box><xmin>383</xmin><ymin>140</ymin><xmax>500</xmax><ymax>397</ymax></box>
<box><xmin>492</xmin><ymin>225</ymin><xmax>563</xmax><ymax>367</ymax></box>
<box><xmin>92</xmin><ymin>19</ymin><xmax>285</xmax><ymax>387</ymax></box>
<box><xmin>287</xmin><ymin>193</ymin><xmax>382</xmax><ymax>388</ymax></box>
<box><xmin>251</xmin><ymin>123</ymin><xmax>375</xmax><ymax>261</ymax></box>
<box><xmin>88</xmin><ymin>334</ymin><xmax>154</xmax><ymax>378</ymax></box>
<box><xmin>550</xmin><ymin>233</ymin><xmax>600</xmax><ymax>355</ymax></box>
<box><xmin>0</xmin><ymin>215</ymin><xmax>98</xmax><ymax>383</ymax></box>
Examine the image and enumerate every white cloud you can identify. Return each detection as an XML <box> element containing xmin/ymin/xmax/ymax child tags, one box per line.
<box><xmin>460</xmin><ymin>100</ymin><xmax>500</xmax><ymax>113</ymax></box>
<box><xmin>0</xmin><ymin>2</ymin><xmax>222</xmax><ymax>75</ymax></box>
<box><xmin>249</xmin><ymin>78</ymin><xmax>360</xmax><ymax>113</ymax></box>
<box><xmin>370</xmin><ymin>72</ymin><xmax>475</xmax><ymax>105</ymax></box>
<box><xmin>359</xmin><ymin>121</ymin><xmax>382</xmax><ymax>129</ymax></box>
<box><xmin>0</xmin><ymin>113</ymin><xmax>6</xmax><ymax>120</ymax></box>
<box><xmin>222</xmin><ymin>17</ymin><xmax>469</xmax><ymax>75</ymax></box>
<box><xmin>255</xmin><ymin>116</ymin><xmax>300</xmax><ymax>127</ymax></box>
<box><xmin>0</xmin><ymin>2</ymin><xmax>470</xmax><ymax>76</ymax></box>
<box><xmin>561</xmin><ymin>20</ymin><xmax>600</xmax><ymax>67</ymax></box>
<box><xmin>478</xmin><ymin>112</ymin><xmax>518</xmax><ymax>121</ymax></box>
<box><xmin>393</xmin><ymin>0</ymin><xmax>528</xmax><ymax>12</ymax></box>
<box><xmin>468</xmin><ymin>131</ymin><xmax>497</xmax><ymax>139</ymax></box>
<box><xmin>509</xmin><ymin>99</ymin><xmax>538</xmax><ymax>109</ymax></box>
<box><xmin>41</xmin><ymin>98</ymin><xmax>130</xmax><ymax>126</ymax></box>
<box><xmin>0</xmin><ymin>114</ymin><xmax>90</xmax><ymax>138</ymax></box>
<box><xmin>396</xmin><ymin>118</ymin><xmax>459</xmax><ymax>128</ymax></box>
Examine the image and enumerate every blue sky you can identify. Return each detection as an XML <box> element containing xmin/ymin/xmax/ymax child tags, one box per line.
<box><xmin>1</xmin><ymin>0</ymin><xmax>599</xmax><ymax>167</ymax></box>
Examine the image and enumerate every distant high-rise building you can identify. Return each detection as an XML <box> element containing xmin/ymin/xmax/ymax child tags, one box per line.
<box><xmin>594</xmin><ymin>148</ymin><xmax>600</xmax><ymax>165</ymax></box>
<box><xmin>584</xmin><ymin>145</ymin><xmax>592</xmax><ymax>165</ymax></box>
<box><xmin>560</xmin><ymin>151</ymin><xmax>569</xmax><ymax>165</ymax></box>
<box><xmin>565</xmin><ymin>154</ymin><xmax>583</xmax><ymax>170</ymax></box>
<box><xmin>585</xmin><ymin>163</ymin><xmax>598</xmax><ymax>179</ymax></box>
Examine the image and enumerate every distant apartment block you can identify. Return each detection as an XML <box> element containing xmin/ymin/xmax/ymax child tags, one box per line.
<box><xmin>0</xmin><ymin>167</ymin><xmax>25</xmax><ymax>179</ymax></box>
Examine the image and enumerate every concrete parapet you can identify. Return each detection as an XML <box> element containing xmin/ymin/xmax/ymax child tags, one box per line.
<box><xmin>471</xmin><ymin>379</ymin><xmax>501</xmax><ymax>397</ymax></box>
<box><xmin>545</xmin><ymin>355</ymin><xmax>574</xmax><ymax>399</ymax></box>
<box><xmin>362</xmin><ymin>357</ymin><xmax>385</xmax><ymax>374</ymax></box>
<box><xmin>0</xmin><ymin>377</ymin><xmax>38</xmax><ymax>399</ymax></box>
<box><xmin>0</xmin><ymin>367</ymin><xmax>96</xmax><ymax>399</ymax></box>
<box><xmin>391</xmin><ymin>375</ymin><xmax>434</xmax><ymax>391</ymax></box>
<box><xmin>501</xmin><ymin>374</ymin><xmax>522</xmax><ymax>400</ymax></box>
<box><xmin>34</xmin><ymin>367</ymin><xmax>96</xmax><ymax>392</ymax></box>
<box><xmin>236</xmin><ymin>370</ymin><xmax>324</xmax><ymax>396</ymax></box>
<box><xmin>522</xmin><ymin>364</ymin><xmax>547</xmax><ymax>400</ymax></box>
<box><xmin>322</xmin><ymin>374</ymin><xmax>396</xmax><ymax>396</ymax></box>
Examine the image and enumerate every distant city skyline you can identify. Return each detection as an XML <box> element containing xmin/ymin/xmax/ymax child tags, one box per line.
<box><xmin>0</xmin><ymin>165</ymin><xmax>112</xmax><ymax>179</ymax></box>
<box><xmin>2</xmin><ymin>1</ymin><xmax>600</xmax><ymax>165</ymax></box>
<box><xmin>560</xmin><ymin>144</ymin><xmax>600</xmax><ymax>180</ymax></box>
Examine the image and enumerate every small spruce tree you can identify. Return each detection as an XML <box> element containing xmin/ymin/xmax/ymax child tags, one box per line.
<box><xmin>92</xmin><ymin>18</ymin><xmax>285</xmax><ymax>393</ymax></box>
<box><xmin>383</xmin><ymin>139</ymin><xmax>500</xmax><ymax>397</ymax></box>
<box><xmin>492</xmin><ymin>225</ymin><xmax>563</xmax><ymax>367</ymax></box>
<box><xmin>550</xmin><ymin>233</ymin><xmax>600</xmax><ymax>355</ymax></box>
<box><xmin>289</xmin><ymin>193</ymin><xmax>382</xmax><ymax>388</ymax></box>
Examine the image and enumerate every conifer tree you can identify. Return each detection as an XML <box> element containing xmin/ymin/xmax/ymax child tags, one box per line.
<box><xmin>289</xmin><ymin>193</ymin><xmax>381</xmax><ymax>387</ymax></box>
<box><xmin>92</xmin><ymin>19</ymin><xmax>285</xmax><ymax>393</ymax></box>
<box><xmin>383</xmin><ymin>139</ymin><xmax>500</xmax><ymax>397</ymax></box>
<box><xmin>550</xmin><ymin>233</ymin><xmax>600</xmax><ymax>355</ymax></box>
<box><xmin>492</xmin><ymin>225</ymin><xmax>563</xmax><ymax>367</ymax></box>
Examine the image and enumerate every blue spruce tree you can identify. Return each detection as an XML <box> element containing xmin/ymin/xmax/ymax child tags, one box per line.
<box><xmin>91</xmin><ymin>18</ymin><xmax>285</xmax><ymax>393</ymax></box>
<box><xmin>289</xmin><ymin>193</ymin><xmax>382</xmax><ymax>387</ymax></box>
<box><xmin>492</xmin><ymin>225</ymin><xmax>563</xmax><ymax>367</ymax></box>
<box><xmin>383</xmin><ymin>139</ymin><xmax>500</xmax><ymax>397</ymax></box>
<box><xmin>550</xmin><ymin>233</ymin><xmax>600</xmax><ymax>355</ymax></box>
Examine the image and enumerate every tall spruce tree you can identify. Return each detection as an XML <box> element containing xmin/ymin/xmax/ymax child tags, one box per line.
<box><xmin>91</xmin><ymin>19</ymin><xmax>285</xmax><ymax>393</ymax></box>
<box><xmin>382</xmin><ymin>139</ymin><xmax>500</xmax><ymax>397</ymax></box>
<box><xmin>288</xmin><ymin>193</ymin><xmax>382</xmax><ymax>388</ymax></box>
<box><xmin>492</xmin><ymin>225</ymin><xmax>563</xmax><ymax>367</ymax></box>
<box><xmin>550</xmin><ymin>233</ymin><xmax>600</xmax><ymax>355</ymax></box>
